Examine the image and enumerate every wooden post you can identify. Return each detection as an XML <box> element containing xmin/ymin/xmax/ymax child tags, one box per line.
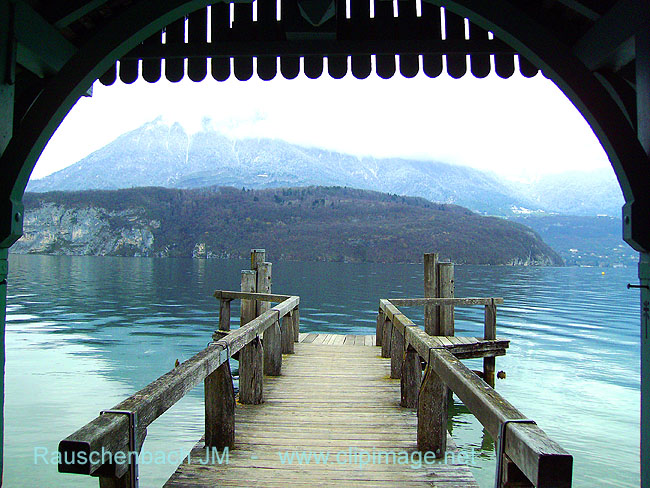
<box><xmin>256</xmin><ymin>261</ymin><xmax>272</xmax><ymax>315</ymax></box>
<box><xmin>256</xmin><ymin>262</ymin><xmax>280</xmax><ymax>374</ymax></box>
<box><xmin>390</xmin><ymin>327</ymin><xmax>405</xmax><ymax>379</ymax></box>
<box><xmin>401</xmin><ymin>345</ymin><xmax>422</xmax><ymax>408</ymax></box>
<box><xmin>281</xmin><ymin>312</ymin><xmax>295</xmax><ymax>354</ymax></box>
<box><xmin>381</xmin><ymin>317</ymin><xmax>392</xmax><ymax>358</ymax></box>
<box><xmin>204</xmin><ymin>357</ymin><xmax>235</xmax><ymax>449</ymax></box>
<box><xmin>438</xmin><ymin>262</ymin><xmax>455</xmax><ymax>336</ymax></box>
<box><xmin>238</xmin><ymin>336</ymin><xmax>263</xmax><ymax>404</ymax></box>
<box><xmin>292</xmin><ymin>306</ymin><xmax>300</xmax><ymax>342</ymax></box>
<box><xmin>240</xmin><ymin>270</ymin><xmax>256</xmax><ymax>325</ymax></box>
<box><xmin>264</xmin><ymin>318</ymin><xmax>282</xmax><ymax>376</ymax></box>
<box><xmin>424</xmin><ymin>253</ymin><xmax>439</xmax><ymax>335</ymax></box>
<box><xmin>376</xmin><ymin>310</ymin><xmax>384</xmax><ymax>347</ymax></box>
<box><xmin>500</xmin><ymin>455</ymin><xmax>534</xmax><ymax>487</ymax></box>
<box><xmin>484</xmin><ymin>298</ymin><xmax>497</xmax><ymax>388</ymax></box>
<box><xmin>219</xmin><ymin>299</ymin><xmax>231</xmax><ymax>331</ymax></box>
<box><xmin>239</xmin><ymin>270</ymin><xmax>263</xmax><ymax>404</ymax></box>
<box><xmin>99</xmin><ymin>473</ymin><xmax>132</xmax><ymax>488</ymax></box>
<box><xmin>251</xmin><ymin>248</ymin><xmax>266</xmax><ymax>271</ymax></box>
<box><xmin>417</xmin><ymin>360</ymin><xmax>448</xmax><ymax>457</ymax></box>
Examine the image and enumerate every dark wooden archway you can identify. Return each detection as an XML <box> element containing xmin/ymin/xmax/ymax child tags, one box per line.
<box><xmin>1</xmin><ymin>0</ymin><xmax>648</xmax><ymax>484</ymax></box>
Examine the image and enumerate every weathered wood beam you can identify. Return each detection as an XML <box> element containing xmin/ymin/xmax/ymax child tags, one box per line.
<box><xmin>204</xmin><ymin>359</ymin><xmax>235</xmax><ymax>449</ymax></box>
<box><xmin>401</xmin><ymin>345</ymin><xmax>422</xmax><ymax>408</ymax></box>
<box><xmin>484</xmin><ymin>300</ymin><xmax>497</xmax><ymax>387</ymax></box>
<box><xmin>218</xmin><ymin>299</ymin><xmax>231</xmax><ymax>331</ymax></box>
<box><xmin>424</xmin><ymin>253</ymin><xmax>439</xmax><ymax>335</ymax></box>
<box><xmin>214</xmin><ymin>290</ymin><xmax>291</xmax><ymax>303</ymax></box>
<box><xmin>13</xmin><ymin>0</ymin><xmax>77</xmax><ymax>77</ymax></box>
<box><xmin>280</xmin><ymin>313</ymin><xmax>294</xmax><ymax>354</ymax></box>
<box><xmin>123</xmin><ymin>37</ymin><xmax>516</xmax><ymax>60</ymax></box>
<box><xmin>59</xmin><ymin>300</ymin><xmax>283</xmax><ymax>475</ymax></box>
<box><xmin>389</xmin><ymin>297</ymin><xmax>504</xmax><ymax>307</ymax></box>
<box><xmin>417</xmin><ymin>360</ymin><xmax>447</xmax><ymax>456</ymax></box>
<box><xmin>438</xmin><ymin>263</ymin><xmax>455</xmax><ymax>336</ymax></box>
<box><xmin>429</xmin><ymin>348</ymin><xmax>573</xmax><ymax>487</ymax></box>
<box><xmin>572</xmin><ymin>0</ymin><xmax>640</xmax><ymax>71</ymax></box>
<box><xmin>390</xmin><ymin>325</ymin><xmax>405</xmax><ymax>379</ymax></box>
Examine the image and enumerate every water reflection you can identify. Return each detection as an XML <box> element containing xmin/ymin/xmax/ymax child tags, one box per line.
<box><xmin>5</xmin><ymin>255</ymin><xmax>640</xmax><ymax>487</ymax></box>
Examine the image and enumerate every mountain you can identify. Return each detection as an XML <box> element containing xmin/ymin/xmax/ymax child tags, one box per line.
<box><xmin>508</xmin><ymin>169</ymin><xmax>624</xmax><ymax>217</ymax></box>
<box><xmin>28</xmin><ymin>119</ymin><xmax>534</xmax><ymax>215</ymax></box>
<box><xmin>13</xmin><ymin>186</ymin><xmax>563</xmax><ymax>266</ymax></box>
<box><xmin>509</xmin><ymin>214</ymin><xmax>635</xmax><ymax>266</ymax></box>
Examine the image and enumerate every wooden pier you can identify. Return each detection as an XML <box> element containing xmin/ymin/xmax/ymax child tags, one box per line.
<box><xmin>58</xmin><ymin>251</ymin><xmax>572</xmax><ymax>488</ymax></box>
<box><xmin>165</xmin><ymin>336</ymin><xmax>479</xmax><ymax>488</ymax></box>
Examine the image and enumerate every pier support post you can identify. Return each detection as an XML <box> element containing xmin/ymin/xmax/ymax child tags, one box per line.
<box><xmin>255</xmin><ymin>262</ymin><xmax>280</xmax><ymax>375</ymax></box>
<box><xmin>381</xmin><ymin>318</ymin><xmax>392</xmax><ymax>358</ymax></box>
<box><xmin>219</xmin><ymin>299</ymin><xmax>231</xmax><ymax>331</ymax></box>
<box><xmin>281</xmin><ymin>312</ymin><xmax>294</xmax><ymax>354</ymax></box>
<box><xmin>417</xmin><ymin>358</ymin><xmax>447</xmax><ymax>457</ymax></box>
<box><xmin>204</xmin><ymin>358</ymin><xmax>235</xmax><ymax>449</ymax></box>
<box><xmin>424</xmin><ymin>253</ymin><xmax>439</xmax><ymax>335</ymax></box>
<box><xmin>239</xmin><ymin>336</ymin><xmax>264</xmax><ymax>404</ymax></box>
<box><xmin>239</xmin><ymin>270</ymin><xmax>263</xmax><ymax>404</ymax></box>
<box><xmin>390</xmin><ymin>327</ymin><xmax>404</xmax><ymax>379</ymax></box>
<box><xmin>292</xmin><ymin>306</ymin><xmax>300</xmax><ymax>342</ymax></box>
<box><xmin>438</xmin><ymin>263</ymin><xmax>455</xmax><ymax>336</ymax></box>
<box><xmin>265</xmin><ymin>318</ymin><xmax>282</xmax><ymax>376</ymax></box>
<box><xmin>376</xmin><ymin>309</ymin><xmax>384</xmax><ymax>347</ymax></box>
<box><xmin>401</xmin><ymin>345</ymin><xmax>422</xmax><ymax>408</ymax></box>
<box><xmin>483</xmin><ymin>299</ymin><xmax>497</xmax><ymax>388</ymax></box>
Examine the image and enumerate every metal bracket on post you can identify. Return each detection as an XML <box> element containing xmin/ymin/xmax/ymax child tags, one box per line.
<box><xmin>218</xmin><ymin>342</ymin><xmax>230</xmax><ymax>365</ymax></box>
<box><xmin>494</xmin><ymin>418</ymin><xmax>536</xmax><ymax>488</ymax></box>
<box><xmin>100</xmin><ymin>409</ymin><xmax>139</xmax><ymax>488</ymax></box>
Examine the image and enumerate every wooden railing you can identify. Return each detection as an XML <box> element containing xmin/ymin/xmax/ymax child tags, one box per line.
<box><xmin>58</xmin><ymin>249</ymin><xmax>299</xmax><ymax>488</ymax></box>
<box><xmin>378</xmin><ymin>298</ymin><xmax>573</xmax><ymax>488</ymax></box>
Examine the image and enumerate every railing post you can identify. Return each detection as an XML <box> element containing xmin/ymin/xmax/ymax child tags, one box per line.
<box><xmin>499</xmin><ymin>455</ymin><xmax>534</xmax><ymax>487</ymax></box>
<box><xmin>401</xmin><ymin>344</ymin><xmax>422</xmax><ymax>408</ymax></box>
<box><xmin>255</xmin><ymin>261</ymin><xmax>272</xmax><ymax>315</ymax></box>
<box><xmin>376</xmin><ymin>309</ymin><xmax>384</xmax><ymax>346</ymax></box>
<box><xmin>417</xmin><ymin>355</ymin><xmax>448</xmax><ymax>457</ymax></box>
<box><xmin>265</xmin><ymin>317</ymin><xmax>282</xmax><ymax>376</ymax></box>
<box><xmin>256</xmin><ymin>262</ymin><xmax>281</xmax><ymax>375</ymax></box>
<box><xmin>281</xmin><ymin>311</ymin><xmax>295</xmax><ymax>354</ymax></box>
<box><xmin>204</xmin><ymin>355</ymin><xmax>235</xmax><ymax>449</ymax></box>
<box><xmin>484</xmin><ymin>298</ymin><xmax>497</xmax><ymax>388</ymax></box>
<box><xmin>390</xmin><ymin>326</ymin><xmax>404</xmax><ymax>379</ymax></box>
<box><xmin>381</xmin><ymin>317</ymin><xmax>392</xmax><ymax>358</ymax></box>
<box><xmin>438</xmin><ymin>262</ymin><xmax>455</xmax><ymax>336</ymax></box>
<box><xmin>219</xmin><ymin>298</ymin><xmax>231</xmax><ymax>331</ymax></box>
<box><xmin>292</xmin><ymin>306</ymin><xmax>300</xmax><ymax>342</ymax></box>
<box><xmin>239</xmin><ymin>270</ymin><xmax>263</xmax><ymax>404</ymax></box>
<box><xmin>99</xmin><ymin>473</ymin><xmax>133</xmax><ymax>488</ymax></box>
<box><xmin>424</xmin><ymin>253</ymin><xmax>439</xmax><ymax>335</ymax></box>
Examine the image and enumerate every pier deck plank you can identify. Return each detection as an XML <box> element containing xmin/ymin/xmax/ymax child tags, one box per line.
<box><xmin>165</xmin><ymin>339</ymin><xmax>479</xmax><ymax>487</ymax></box>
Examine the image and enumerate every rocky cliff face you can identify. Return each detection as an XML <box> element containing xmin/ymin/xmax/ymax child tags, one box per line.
<box><xmin>12</xmin><ymin>186</ymin><xmax>564</xmax><ymax>265</ymax></box>
<box><xmin>12</xmin><ymin>203</ymin><xmax>160</xmax><ymax>257</ymax></box>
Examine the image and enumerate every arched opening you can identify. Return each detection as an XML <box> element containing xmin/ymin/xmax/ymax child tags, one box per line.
<box><xmin>1</xmin><ymin>1</ymin><xmax>648</xmax><ymax>486</ymax></box>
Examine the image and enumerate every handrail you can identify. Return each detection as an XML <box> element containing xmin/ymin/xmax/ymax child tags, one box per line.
<box><xmin>58</xmin><ymin>294</ymin><xmax>299</xmax><ymax>478</ymax></box>
<box><xmin>213</xmin><ymin>290</ymin><xmax>292</xmax><ymax>302</ymax></box>
<box><xmin>378</xmin><ymin>299</ymin><xmax>572</xmax><ymax>487</ymax></box>
<box><xmin>389</xmin><ymin>297</ymin><xmax>504</xmax><ymax>306</ymax></box>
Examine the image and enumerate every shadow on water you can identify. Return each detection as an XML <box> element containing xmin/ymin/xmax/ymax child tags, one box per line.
<box><xmin>4</xmin><ymin>255</ymin><xmax>641</xmax><ymax>487</ymax></box>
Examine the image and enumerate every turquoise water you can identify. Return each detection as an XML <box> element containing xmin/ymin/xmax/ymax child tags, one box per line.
<box><xmin>4</xmin><ymin>255</ymin><xmax>641</xmax><ymax>487</ymax></box>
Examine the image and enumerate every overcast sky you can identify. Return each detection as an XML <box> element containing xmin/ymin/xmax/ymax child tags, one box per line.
<box><xmin>32</xmin><ymin>63</ymin><xmax>613</xmax><ymax>182</ymax></box>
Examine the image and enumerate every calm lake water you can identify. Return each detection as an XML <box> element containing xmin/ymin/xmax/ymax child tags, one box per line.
<box><xmin>4</xmin><ymin>254</ymin><xmax>641</xmax><ymax>487</ymax></box>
